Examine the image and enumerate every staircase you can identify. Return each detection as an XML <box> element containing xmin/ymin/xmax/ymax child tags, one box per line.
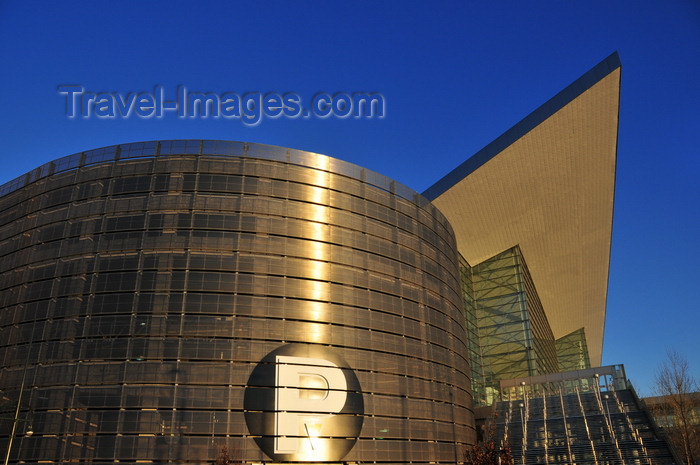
<box><xmin>492</xmin><ymin>388</ymin><xmax>678</xmax><ymax>465</ymax></box>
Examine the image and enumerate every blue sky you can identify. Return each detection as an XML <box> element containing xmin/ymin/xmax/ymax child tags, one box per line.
<box><xmin>0</xmin><ymin>1</ymin><xmax>698</xmax><ymax>395</ymax></box>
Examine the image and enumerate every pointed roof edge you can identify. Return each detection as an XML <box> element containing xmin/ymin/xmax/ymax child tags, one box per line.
<box><xmin>422</xmin><ymin>51</ymin><xmax>621</xmax><ymax>200</ymax></box>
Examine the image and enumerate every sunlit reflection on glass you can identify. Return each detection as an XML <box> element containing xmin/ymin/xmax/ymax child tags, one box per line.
<box><xmin>307</xmin><ymin>322</ymin><xmax>327</xmax><ymax>343</ymax></box>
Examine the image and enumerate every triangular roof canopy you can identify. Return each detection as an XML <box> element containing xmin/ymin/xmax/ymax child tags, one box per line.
<box><xmin>424</xmin><ymin>53</ymin><xmax>621</xmax><ymax>366</ymax></box>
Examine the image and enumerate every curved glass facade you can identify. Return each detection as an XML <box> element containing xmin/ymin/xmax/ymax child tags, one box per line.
<box><xmin>0</xmin><ymin>141</ymin><xmax>475</xmax><ymax>464</ymax></box>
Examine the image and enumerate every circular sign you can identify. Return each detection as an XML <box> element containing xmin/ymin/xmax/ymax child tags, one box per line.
<box><xmin>244</xmin><ymin>344</ymin><xmax>364</xmax><ymax>462</ymax></box>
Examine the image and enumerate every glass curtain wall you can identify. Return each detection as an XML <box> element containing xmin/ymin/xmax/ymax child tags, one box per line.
<box><xmin>458</xmin><ymin>256</ymin><xmax>486</xmax><ymax>407</ymax></box>
<box><xmin>469</xmin><ymin>246</ymin><xmax>558</xmax><ymax>404</ymax></box>
<box><xmin>556</xmin><ymin>327</ymin><xmax>591</xmax><ymax>372</ymax></box>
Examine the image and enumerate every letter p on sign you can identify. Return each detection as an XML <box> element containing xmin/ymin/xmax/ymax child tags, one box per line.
<box><xmin>274</xmin><ymin>355</ymin><xmax>347</xmax><ymax>454</ymax></box>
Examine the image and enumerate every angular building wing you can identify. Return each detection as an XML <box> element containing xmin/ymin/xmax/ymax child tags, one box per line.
<box><xmin>424</xmin><ymin>52</ymin><xmax>621</xmax><ymax>367</ymax></box>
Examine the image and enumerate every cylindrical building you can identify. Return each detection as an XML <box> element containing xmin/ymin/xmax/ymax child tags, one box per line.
<box><xmin>0</xmin><ymin>140</ymin><xmax>475</xmax><ymax>464</ymax></box>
